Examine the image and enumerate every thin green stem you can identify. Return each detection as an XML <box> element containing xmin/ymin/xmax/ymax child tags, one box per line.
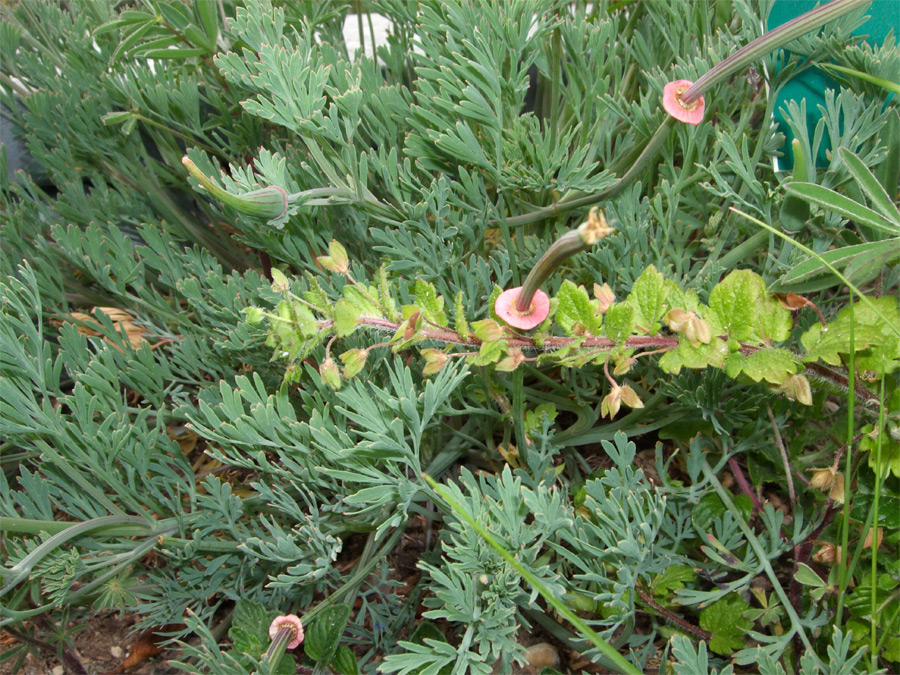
<box><xmin>512</xmin><ymin>369</ymin><xmax>527</xmax><ymax>466</ymax></box>
<box><xmin>871</xmin><ymin>372</ymin><xmax>885</xmax><ymax>670</ymax></box>
<box><xmin>549</xmin><ymin>20</ymin><xmax>561</xmax><ymax>151</ymax></box>
<box><xmin>835</xmin><ymin>291</ymin><xmax>855</xmax><ymax>628</ymax></box>
<box><xmin>682</xmin><ymin>0</ymin><xmax>869</xmax><ymax>104</ymax></box>
<box><xmin>300</xmin><ymin>522</ymin><xmax>407</xmax><ymax>626</ymax></box>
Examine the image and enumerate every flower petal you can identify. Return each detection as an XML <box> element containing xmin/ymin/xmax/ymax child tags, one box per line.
<box><xmin>663</xmin><ymin>79</ymin><xmax>705</xmax><ymax>125</ymax></box>
<box><xmin>495</xmin><ymin>287</ymin><xmax>550</xmax><ymax>330</ymax></box>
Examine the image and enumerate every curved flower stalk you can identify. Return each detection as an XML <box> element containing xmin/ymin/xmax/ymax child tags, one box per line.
<box><xmin>663</xmin><ymin>0</ymin><xmax>869</xmax><ymax>124</ymax></box>
<box><xmin>495</xmin><ymin>208</ymin><xmax>615</xmax><ymax>330</ymax></box>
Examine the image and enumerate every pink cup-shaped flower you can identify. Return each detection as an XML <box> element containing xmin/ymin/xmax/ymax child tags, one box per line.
<box><xmin>663</xmin><ymin>80</ymin><xmax>705</xmax><ymax>125</ymax></box>
<box><xmin>269</xmin><ymin>614</ymin><xmax>304</xmax><ymax>649</ymax></box>
<box><xmin>495</xmin><ymin>287</ymin><xmax>550</xmax><ymax>330</ymax></box>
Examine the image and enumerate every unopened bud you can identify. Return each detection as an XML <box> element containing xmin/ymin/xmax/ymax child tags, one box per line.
<box><xmin>182</xmin><ymin>157</ymin><xmax>288</xmax><ymax>221</ymax></box>
<box><xmin>594</xmin><ymin>283</ymin><xmax>615</xmax><ymax>313</ymax></box>
<box><xmin>320</xmin><ymin>358</ymin><xmax>342</xmax><ymax>390</ymax></box>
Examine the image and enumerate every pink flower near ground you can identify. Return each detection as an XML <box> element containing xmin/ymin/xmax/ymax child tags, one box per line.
<box><xmin>662</xmin><ymin>80</ymin><xmax>705</xmax><ymax>125</ymax></box>
<box><xmin>269</xmin><ymin>614</ymin><xmax>304</xmax><ymax>649</ymax></box>
<box><xmin>495</xmin><ymin>287</ymin><xmax>550</xmax><ymax>330</ymax></box>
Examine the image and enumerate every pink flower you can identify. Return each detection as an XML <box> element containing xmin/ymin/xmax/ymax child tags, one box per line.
<box><xmin>494</xmin><ymin>287</ymin><xmax>550</xmax><ymax>330</ymax></box>
<box><xmin>662</xmin><ymin>80</ymin><xmax>705</xmax><ymax>125</ymax></box>
<box><xmin>269</xmin><ymin>614</ymin><xmax>304</xmax><ymax>649</ymax></box>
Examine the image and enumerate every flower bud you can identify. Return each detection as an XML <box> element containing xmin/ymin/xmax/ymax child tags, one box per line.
<box><xmin>776</xmin><ymin>373</ymin><xmax>812</xmax><ymax>406</ymax></box>
<box><xmin>182</xmin><ymin>157</ymin><xmax>288</xmax><ymax>221</ymax></box>
<box><xmin>594</xmin><ymin>283</ymin><xmax>615</xmax><ymax>314</ymax></box>
<box><xmin>422</xmin><ymin>349</ymin><xmax>449</xmax><ymax>375</ymax></box>
<box><xmin>808</xmin><ymin>467</ymin><xmax>844</xmax><ymax>503</ymax></box>
<box><xmin>320</xmin><ymin>358</ymin><xmax>342</xmax><ymax>390</ymax></box>
<box><xmin>339</xmin><ymin>348</ymin><xmax>368</xmax><ymax>380</ymax></box>
<box><xmin>496</xmin><ymin>347</ymin><xmax>526</xmax><ymax>372</ymax></box>
<box><xmin>317</xmin><ymin>240</ymin><xmax>349</xmax><ymax>274</ymax></box>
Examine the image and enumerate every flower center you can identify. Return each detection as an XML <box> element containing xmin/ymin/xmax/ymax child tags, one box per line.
<box><xmin>674</xmin><ymin>85</ymin><xmax>699</xmax><ymax>111</ymax></box>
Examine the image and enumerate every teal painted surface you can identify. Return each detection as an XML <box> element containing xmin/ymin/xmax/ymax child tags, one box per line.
<box><xmin>769</xmin><ymin>0</ymin><xmax>898</xmax><ymax>170</ymax></box>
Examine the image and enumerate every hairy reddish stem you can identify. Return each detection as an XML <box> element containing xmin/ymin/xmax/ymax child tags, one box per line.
<box><xmin>313</xmin><ymin>316</ymin><xmax>881</xmax><ymax>411</ymax></box>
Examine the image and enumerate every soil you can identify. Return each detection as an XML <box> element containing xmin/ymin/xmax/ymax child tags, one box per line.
<box><xmin>0</xmin><ymin>613</ymin><xmax>174</xmax><ymax>675</ymax></box>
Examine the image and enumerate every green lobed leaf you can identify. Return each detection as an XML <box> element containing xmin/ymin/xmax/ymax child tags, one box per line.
<box><xmin>724</xmin><ymin>348</ymin><xmax>800</xmax><ymax>384</ymax></box>
<box><xmin>651</xmin><ymin>565</ymin><xmax>696</xmax><ymax>599</ymax></box>
<box><xmin>555</xmin><ymin>280</ymin><xmax>600</xmax><ymax>337</ymax></box>
<box><xmin>801</xmin><ymin>295</ymin><xmax>900</xmax><ymax>373</ymax></box>
<box><xmin>626</xmin><ymin>264</ymin><xmax>669</xmax><ymax>334</ymax></box>
<box><xmin>658</xmin><ymin>339</ymin><xmax>729</xmax><ymax>374</ymax></box>
<box><xmin>699</xmin><ymin>593</ymin><xmax>753</xmax><ymax>655</ymax></box>
<box><xmin>709</xmin><ymin>270</ymin><xmax>762</xmax><ymax>341</ymax></box>
<box><xmin>414</xmin><ymin>279</ymin><xmax>448</xmax><ymax>326</ymax></box>
<box><xmin>333</xmin><ymin>298</ymin><xmax>361</xmax><ymax>337</ymax></box>
<box><xmin>861</xmin><ymin>424</ymin><xmax>900</xmax><ymax>478</ymax></box>
<box><xmin>604</xmin><ymin>302</ymin><xmax>634</xmax><ymax>344</ymax></box>
<box><xmin>228</xmin><ymin>599</ymin><xmax>272</xmax><ymax>660</ymax></box>
<box><xmin>330</xmin><ymin>644</ymin><xmax>359</xmax><ymax>675</ymax></box>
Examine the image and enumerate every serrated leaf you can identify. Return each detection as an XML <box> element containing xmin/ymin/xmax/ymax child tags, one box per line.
<box><xmin>229</xmin><ymin>599</ymin><xmax>272</xmax><ymax>658</ymax></box>
<box><xmin>756</xmin><ymin>293</ymin><xmax>792</xmax><ymax>343</ymax></box>
<box><xmin>627</xmin><ymin>265</ymin><xmax>668</xmax><ymax>334</ymax></box>
<box><xmin>305</xmin><ymin>603</ymin><xmax>352</xmax><ymax>666</ymax></box>
<box><xmin>652</xmin><ymin>565</ymin><xmax>696</xmax><ymax>599</ymax></box>
<box><xmin>343</xmin><ymin>284</ymin><xmax>382</xmax><ymax>319</ymax></box>
<box><xmin>556</xmin><ymin>280</ymin><xmax>600</xmax><ymax>336</ymax></box>
<box><xmin>330</xmin><ymin>644</ymin><xmax>359</xmax><ymax>675</ymax></box>
<box><xmin>659</xmin><ymin>339</ymin><xmax>728</xmax><ymax>374</ymax></box>
<box><xmin>290</xmin><ymin>302</ymin><xmax>318</xmax><ymax>339</ymax></box>
<box><xmin>801</xmin><ymin>296</ymin><xmax>900</xmax><ymax>373</ymax></box>
<box><xmin>861</xmin><ymin>425</ymin><xmax>900</xmax><ymax>478</ymax></box>
<box><xmin>699</xmin><ymin>594</ymin><xmax>752</xmax><ymax>655</ymax></box>
<box><xmin>709</xmin><ymin>270</ymin><xmax>764</xmax><ymax>341</ymax></box>
<box><xmin>414</xmin><ymin>278</ymin><xmax>447</xmax><ymax>326</ymax></box>
<box><xmin>468</xmin><ymin>338</ymin><xmax>505</xmax><ymax>366</ymax></box>
<box><xmin>333</xmin><ymin>298</ymin><xmax>361</xmax><ymax>337</ymax></box>
<box><xmin>304</xmin><ymin>274</ymin><xmax>330</xmax><ymax>311</ymax></box>
<box><xmin>724</xmin><ymin>349</ymin><xmax>800</xmax><ymax>384</ymax></box>
<box><xmin>604</xmin><ymin>303</ymin><xmax>634</xmax><ymax>344</ymax></box>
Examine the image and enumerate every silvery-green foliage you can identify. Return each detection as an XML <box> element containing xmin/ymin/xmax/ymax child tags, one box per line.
<box><xmin>553</xmin><ymin>434</ymin><xmax>679</xmax><ymax>633</ymax></box>
<box><xmin>400</xmin><ymin>465</ymin><xmax>571</xmax><ymax>673</ymax></box>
